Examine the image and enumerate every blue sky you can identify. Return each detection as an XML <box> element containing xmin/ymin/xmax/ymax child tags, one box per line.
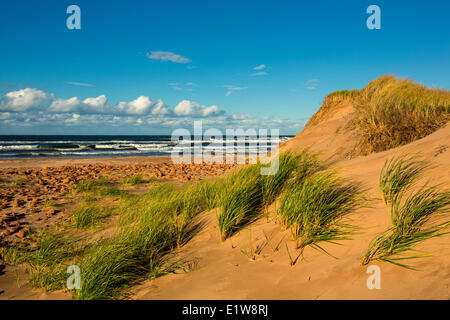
<box><xmin>0</xmin><ymin>0</ymin><xmax>449</xmax><ymax>135</ymax></box>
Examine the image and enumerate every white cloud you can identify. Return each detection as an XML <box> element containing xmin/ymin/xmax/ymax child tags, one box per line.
<box><xmin>174</xmin><ymin>100</ymin><xmax>223</xmax><ymax>117</ymax></box>
<box><xmin>66</xmin><ymin>81</ymin><xmax>94</xmax><ymax>87</ymax></box>
<box><xmin>49</xmin><ymin>95</ymin><xmax>107</xmax><ymax>113</ymax></box>
<box><xmin>253</xmin><ymin>64</ymin><xmax>266</xmax><ymax>70</ymax></box>
<box><xmin>49</xmin><ymin>97</ymin><xmax>82</xmax><ymax>113</ymax></box>
<box><xmin>117</xmin><ymin>96</ymin><xmax>154</xmax><ymax>115</ymax></box>
<box><xmin>250</xmin><ymin>71</ymin><xmax>268</xmax><ymax>76</ymax></box>
<box><xmin>0</xmin><ymin>88</ymin><xmax>307</xmax><ymax>134</ymax></box>
<box><xmin>146</xmin><ymin>51</ymin><xmax>191</xmax><ymax>64</ymax></box>
<box><xmin>0</xmin><ymin>88</ymin><xmax>53</xmax><ymax>112</ymax></box>
<box><xmin>305</xmin><ymin>79</ymin><xmax>320</xmax><ymax>90</ymax></box>
<box><xmin>83</xmin><ymin>95</ymin><xmax>107</xmax><ymax>109</ymax></box>
<box><xmin>223</xmin><ymin>85</ymin><xmax>247</xmax><ymax>96</ymax></box>
<box><xmin>151</xmin><ymin>100</ymin><xmax>171</xmax><ymax>115</ymax></box>
<box><xmin>64</xmin><ymin>113</ymin><xmax>81</xmax><ymax>125</ymax></box>
<box><xmin>0</xmin><ymin>112</ymin><xmax>11</xmax><ymax>119</ymax></box>
<box><xmin>231</xmin><ymin>113</ymin><xmax>254</xmax><ymax>120</ymax></box>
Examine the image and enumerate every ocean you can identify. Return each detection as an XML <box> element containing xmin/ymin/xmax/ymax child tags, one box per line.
<box><xmin>0</xmin><ymin>135</ymin><xmax>293</xmax><ymax>159</ymax></box>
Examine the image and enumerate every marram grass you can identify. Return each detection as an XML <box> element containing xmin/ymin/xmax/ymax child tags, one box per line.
<box><xmin>354</xmin><ymin>75</ymin><xmax>450</xmax><ymax>155</ymax></box>
<box><xmin>261</xmin><ymin>151</ymin><xmax>321</xmax><ymax>207</ymax></box>
<box><xmin>379</xmin><ymin>155</ymin><xmax>428</xmax><ymax>205</ymax></box>
<box><xmin>362</xmin><ymin>184</ymin><xmax>450</xmax><ymax>268</ymax></box>
<box><xmin>278</xmin><ymin>172</ymin><xmax>366</xmax><ymax>252</ymax></box>
<box><xmin>2</xmin><ymin>151</ymin><xmax>328</xmax><ymax>299</ymax></box>
<box><xmin>217</xmin><ymin>165</ymin><xmax>263</xmax><ymax>241</ymax></box>
<box><xmin>362</xmin><ymin>155</ymin><xmax>450</xmax><ymax>268</ymax></box>
<box><xmin>72</xmin><ymin>200</ymin><xmax>111</xmax><ymax>229</ymax></box>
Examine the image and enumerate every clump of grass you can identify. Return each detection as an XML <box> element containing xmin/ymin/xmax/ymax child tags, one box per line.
<box><xmin>379</xmin><ymin>155</ymin><xmax>428</xmax><ymax>205</ymax></box>
<box><xmin>13</xmin><ymin>178</ymin><xmax>29</xmax><ymax>186</ymax></box>
<box><xmin>7</xmin><ymin>231</ymin><xmax>75</xmax><ymax>266</ymax></box>
<box><xmin>362</xmin><ymin>155</ymin><xmax>450</xmax><ymax>268</ymax></box>
<box><xmin>327</xmin><ymin>89</ymin><xmax>360</xmax><ymax>99</ymax></box>
<box><xmin>278</xmin><ymin>172</ymin><xmax>365</xmax><ymax>252</ymax></box>
<box><xmin>117</xmin><ymin>183</ymin><xmax>176</xmax><ymax>226</ymax></box>
<box><xmin>123</xmin><ymin>174</ymin><xmax>144</xmax><ymax>185</ymax></box>
<box><xmin>306</xmin><ymin>90</ymin><xmax>360</xmax><ymax>127</ymax></box>
<box><xmin>217</xmin><ymin>165</ymin><xmax>263</xmax><ymax>241</ymax></box>
<box><xmin>197</xmin><ymin>179</ymin><xmax>222</xmax><ymax>211</ymax></box>
<box><xmin>42</xmin><ymin>199</ymin><xmax>59</xmax><ymax>209</ymax></box>
<box><xmin>362</xmin><ymin>185</ymin><xmax>450</xmax><ymax>268</ymax></box>
<box><xmin>354</xmin><ymin>75</ymin><xmax>450</xmax><ymax>155</ymax></box>
<box><xmin>72</xmin><ymin>201</ymin><xmax>110</xmax><ymax>229</ymax></box>
<box><xmin>1</xmin><ymin>231</ymin><xmax>79</xmax><ymax>291</ymax></box>
<box><xmin>71</xmin><ymin>179</ymin><xmax>213</xmax><ymax>299</ymax></box>
<box><xmin>96</xmin><ymin>185</ymin><xmax>126</xmax><ymax>198</ymax></box>
<box><xmin>72</xmin><ymin>176</ymin><xmax>110</xmax><ymax>193</ymax></box>
<box><xmin>261</xmin><ymin>151</ymin><xmax>320</xmax><ymax>207</ymax></box>
<box><xmin>73</xmin><ymin>176</ymin><xmax>127</xmax><ymax>199</ymax></box>
<box><xmin>75</xmin><ymin>210</ymin><xmax>200</xmax><ymax>300</ymax></box>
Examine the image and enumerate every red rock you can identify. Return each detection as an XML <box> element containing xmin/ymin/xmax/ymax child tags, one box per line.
<box><xmin>47</xmin><ymin>209</ymin><xmax>59</xmax><ymax>216</ymax></box>
<box><xmin>12</xmin><ymin>199</ymin><xmax>21</xmax><ymax>207</ymax></box>
<box><xmin>16</xmin><ymin>229</ymin><xmax>25</xmax><ymax>238</ymax></box>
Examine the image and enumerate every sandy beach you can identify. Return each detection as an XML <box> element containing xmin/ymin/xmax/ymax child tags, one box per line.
<box><xmin>1</xmin><ymin>75</ymin><xmax>449</xmax><ymax>301</ymax></box>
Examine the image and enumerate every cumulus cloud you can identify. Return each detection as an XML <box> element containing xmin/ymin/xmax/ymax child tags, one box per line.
<box><xmin>49</xmin><ymin>95</ymin><xmax>107</xmax><ymax>113</ymax></box>
<box><xmin>117</xmin><ymin>96</ymin><xmax>153</xmax><ymax>115</ymax></box>
<box><xmin>146</xmin><ymin>51</ymin><xmax>191</xmax><ymax>64</ymax></box>
<box><xmin>0</xmin><ymin>88</ymin><xmax>53</xmax><ymax>112</ymax></box>
<box><xmin>174</xmin><ymin>100</ymin><xmax>223</xmax><ymax>117</ymax></box>
<box><xmin>0</xmin><ymin>88</ymin><xmax>306</xmax><ymax>134</ymax></box>
<box><xmin>0</xmin><ymin>88</ymin><xmax>224</xmax><ymax>120</ymax></box>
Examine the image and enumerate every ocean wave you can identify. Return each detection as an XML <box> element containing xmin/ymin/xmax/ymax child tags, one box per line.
<box><xmin>0</xmin><ymin>135</ymin><xmax>292</xmax><ymax>159</ymax></box>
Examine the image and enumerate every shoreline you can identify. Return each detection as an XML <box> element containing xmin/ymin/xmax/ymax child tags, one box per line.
<box><xmin>0</xmin><ymin>155</ymin><xmax>172</xmax><ymax>169</ymax></box>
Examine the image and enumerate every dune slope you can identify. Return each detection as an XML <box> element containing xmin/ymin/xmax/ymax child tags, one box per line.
<box><xmin>132</xmin><ymin>121</ymin><xmax>450</xmax><ymax>300</ymax></box>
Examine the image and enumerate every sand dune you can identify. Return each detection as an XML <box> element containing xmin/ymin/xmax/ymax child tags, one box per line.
<box><xmin>1</xmin><ymin>78</ymin><xmax>449</xmax><ymax>300</ymax></box>
<box><xmin>132</xmin><ymin>118</ymin><xmax>450</xmax><ymax>300</ymax></box>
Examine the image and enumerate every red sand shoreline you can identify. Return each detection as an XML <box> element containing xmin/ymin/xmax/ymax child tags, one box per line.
<box><xmin>0</xmin><ymin>155</ymin><xmax>172</xmax><ymax>169</ymax></box>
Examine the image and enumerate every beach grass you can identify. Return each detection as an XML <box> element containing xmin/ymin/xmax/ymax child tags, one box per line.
<box><xmin>1</xmin><ymin>150</ymin><xmax>334</xmax><ymax>298</ymax></box>
<box><xmin>217</xmin><ymin>151</ymin><xmax>322</xmax><ymax>241</ymax></box>
<box><xmin>278</xmin><ymin>172</ymin><xmax>365</xmax><ymax>252</ymax></box>
<box><xmin>379</xmin><ymin>155</ymin><xmax>428</xmax><ymax>205</ymax></box>
<box><xmin>123</xmin><ymin>174</ymin><xmax>144</xmax><ymax>185</ymax></box>
<box><xmin>261</xmin><ymin>151</ymin><xmax>320</xmax><ymax>207</ymax></box>
<box><xmin>362</xmin><ymin>155</ymin><xmax>450</xmax><ymax>268</ymax></box>
<box><xmin>217</xmin><ymin>165</ymin><xmax>263</xmax><ymax>241</ymax></box>
<box><xmin>354</xmin><ymin>75</ymin><xmax>450</xmax><ymax>155</ymax></box>
<box><xmin>72</xmin><ymin>200</ymin><xmax>110</xmax><ymax>229</ymax></box>
<box><xmin>362</xmin><ymin>185</ymin><xmax>450</xmax><ymax>268</ymax></box>
<box><xmin>72</xmin><ymin>176</ymin><xmax>110</xmax><ymax>193</ymax></box>
<box><xmin>74</xmin><ymin>216</ymin><xmax>196</xmax><ymax>300</ymax></box>
<box><xmin>1</xmin><ymin>230</ymin><xmax>81</xmax><ymax>291</ymax></box>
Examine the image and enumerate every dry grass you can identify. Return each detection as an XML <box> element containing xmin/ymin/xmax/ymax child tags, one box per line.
<box><xmin>353</xmin><ymin>75</ymin><xmax>450</xmax><ymax>155</ymax></box>
<box><xmin>306</xmin><ymin>89</ymin><xmax>359</xmax><ymax>128</ymax></box>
